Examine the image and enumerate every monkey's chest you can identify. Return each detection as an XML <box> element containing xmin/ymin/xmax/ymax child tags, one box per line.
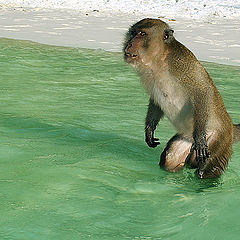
<box><xmin>151</xmin><ymin>81</ymin><xmax>193</xmax><ymax>133</ymax></box>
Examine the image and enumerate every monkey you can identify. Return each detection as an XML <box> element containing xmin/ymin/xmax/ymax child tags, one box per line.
<box><xmin>123</xmin><ymin>18</ymin><xmax>240</xmax><ymax>179</ymax></box>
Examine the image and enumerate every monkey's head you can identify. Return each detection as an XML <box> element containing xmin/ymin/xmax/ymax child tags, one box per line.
<box><xmin>123</xmin><ymin>18</ymin><xmax>174</xmax><ymax>69</ymax></box>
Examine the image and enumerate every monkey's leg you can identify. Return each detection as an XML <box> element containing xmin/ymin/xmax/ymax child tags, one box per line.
<box><xmin>195</xmin><ymin>131</ymin><xmax>232</xmax><ymax>179</ymax></box>
<box><xmin>160</xmin><ymin>134</ymin><xmax>192</xmax><ymax>172</ymax></box>
<box><xmin>159</xmin><ymin>132</ymin><xmax>232</xmax><ymax>178</ymax></box>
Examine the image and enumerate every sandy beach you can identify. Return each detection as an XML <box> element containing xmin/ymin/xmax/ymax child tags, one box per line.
<box><xmin>0</xmin><ymin>6</ymin><xmax>240</xmax><ymax>66</ymax></box>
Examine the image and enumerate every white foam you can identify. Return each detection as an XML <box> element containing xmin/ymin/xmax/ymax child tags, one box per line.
<box><xmin>2</xmin><ymin>0</ymin><xmax>240</xmax><ymax>20</ymax></box>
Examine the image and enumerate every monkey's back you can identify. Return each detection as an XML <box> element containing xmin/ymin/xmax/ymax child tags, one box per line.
<box><xmin>164</xmin><ymin>40</ymin><xmax>233</xmax><ymax>137</ymax></box>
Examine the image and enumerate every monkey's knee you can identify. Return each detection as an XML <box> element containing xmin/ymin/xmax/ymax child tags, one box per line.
<box><xmin>160</xmin><ymin>151</ymin><xmax>186</xmax><ymax>172</ymax></box>
<box><xmin>160</xmin><ymin>135</ymin><xmax>192</xmax><ymax>172</ymax></box>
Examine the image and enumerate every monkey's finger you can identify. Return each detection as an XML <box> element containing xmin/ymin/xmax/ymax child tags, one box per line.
<box><xmin>202</xmin><ymin>149</ymin><xmax>208</xmax><ymax>159</ymax></box>
<box><xmin>202</xmin><ymin>147</ymin><xmax>210</xmax><ymax>161</ymax></box>
<box><xmin>196</xmin><ymin>151</ymin><xmax>205</xmax><ymax>166</ymax></box>
<box><xmin>197</xmin><ymin>149</ymin><xmax>202</xmax><ymax>158</ymax></box>
<box><xmin>205</xmin><ymin>149</ymin><xmax>211</xmax><ymax>158</ymax></box>
<box><xmin>201</xmin><ymin>150</ymin><xmax>208</xmax><ymax>167</ymax></box>
<box><xmin>152</xmin><ymin>141</ymin><xmax>160</xmax><ymax>147</ymax></box>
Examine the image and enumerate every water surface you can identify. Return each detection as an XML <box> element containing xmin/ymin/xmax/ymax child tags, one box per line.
<box><xmin>0</xmin><ymin>38</ymin><xmax>240</xmax><ymax>240</ymax></box>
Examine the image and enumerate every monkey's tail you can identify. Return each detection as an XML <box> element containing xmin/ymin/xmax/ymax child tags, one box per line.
<box><xmin>233</xmin><ymin>124</ymin><xmax>240</xmax><ymax>144</ymax></box>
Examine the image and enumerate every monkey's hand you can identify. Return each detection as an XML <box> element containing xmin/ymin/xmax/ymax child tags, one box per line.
<box><xmin>145</xmin><ymin>125</ymin><xmax>160</xmax><ymax>148</ymax></box>
<box><xmin>191</xmin><ymin>137</ymin><xmax>210</xmax><ymax>173</ymax></box>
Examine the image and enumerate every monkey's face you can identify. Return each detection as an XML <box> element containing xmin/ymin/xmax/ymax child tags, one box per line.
<box><xmin>123</xmin><ymin>18</ymin><xmax>174</xmax><ymax>69</ymax></box>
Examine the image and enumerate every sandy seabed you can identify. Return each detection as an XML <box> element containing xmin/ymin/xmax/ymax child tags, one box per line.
<box><xmin>0</xmin><ymin>7</ymin><xmax>240</xmax><ymax>66</ymax></box>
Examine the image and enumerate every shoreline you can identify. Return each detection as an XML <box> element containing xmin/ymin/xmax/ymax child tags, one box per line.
<box><xmin>0</xmin><ymin>7</ymin><xmax>240</xmax><ymax>66</ymax></box>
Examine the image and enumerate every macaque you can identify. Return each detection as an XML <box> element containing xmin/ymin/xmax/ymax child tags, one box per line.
<box><xmin>123</xmin><ymin>18</ymin><xmax>240</xmax><ymax>179</ymax></box>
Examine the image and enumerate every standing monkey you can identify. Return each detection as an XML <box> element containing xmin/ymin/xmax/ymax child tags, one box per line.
<box><xmin>123</xmin><ymin>18</ymin><xmax>240</xmax><ymax>179</ymax></box>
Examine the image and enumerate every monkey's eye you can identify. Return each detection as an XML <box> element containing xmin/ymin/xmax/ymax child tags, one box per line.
<box><xmin>139</xmin><ymin>31</ymin><xmax>146</xmax><ymax>36</ymax></box>
<box><xmin>164</xmin><ymin>33</ymin><xmax>169</xmax><ymax>40</ymax></box>
<box><xmin>164</xmin><ymin>29</ymin><xmax>174</xmax><ymax>41</ymax></box>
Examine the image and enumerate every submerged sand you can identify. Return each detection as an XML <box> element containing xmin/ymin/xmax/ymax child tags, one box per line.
<box><xmin>0</xmin><ymin>7</ymin><xmax>239</xmax><ymax>66</ymax></box>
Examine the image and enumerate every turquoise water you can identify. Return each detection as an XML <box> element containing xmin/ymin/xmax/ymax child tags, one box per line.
<box><xmin>0</xmin><ymin>38</ymin><xmax>240</xmax><ymax>240</ymax></box>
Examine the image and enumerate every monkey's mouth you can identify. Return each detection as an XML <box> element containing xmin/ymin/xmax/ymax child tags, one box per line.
<box><xmin>125</xmin><ymin>53</ymin><xmax>138</xmax><ymax>58</ymax></box>
<box><xmin>124</xmin><ymin>53</ymin><xmax>139</xmax><ymax>62</ymax></box>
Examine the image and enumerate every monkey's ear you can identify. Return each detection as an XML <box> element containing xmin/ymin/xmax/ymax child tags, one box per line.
<box><xmin>163</xmin><ymin>29</ymin><xmax>174</xmax><ymax>42</ymax></box>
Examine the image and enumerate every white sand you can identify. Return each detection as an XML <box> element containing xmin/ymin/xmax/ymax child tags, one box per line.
<box><xmin>2</xmin><ymin>0</ymin><xmax>240</xmax><ymax>20</ymax></box>
<box><xmin>0</xmin><ymin>7</ymin><xmax>239</xmax><ymax>66</ymax></box>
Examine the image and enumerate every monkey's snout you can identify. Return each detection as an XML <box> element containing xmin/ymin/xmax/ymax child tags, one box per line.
<box><xmin>124</xmin><ymin>43</ymin><xmax>138</xmax><ymax>58</ymax></box>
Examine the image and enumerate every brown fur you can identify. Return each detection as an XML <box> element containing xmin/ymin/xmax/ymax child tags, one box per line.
<box><xmin>233</xmin><ymin>124</ymin><xmax>240</xmax><ymax>144</ymax></box>
<box><xmin>123</xmin><ymin>18</ymin><xmax>239</xmax><ymax>179</ymax></box>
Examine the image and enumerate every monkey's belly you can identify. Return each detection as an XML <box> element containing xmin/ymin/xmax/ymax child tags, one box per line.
<box><xmin>152</xmin><ymin>84</ymin><xmax>194</xmax><ymax>135</ymax></box>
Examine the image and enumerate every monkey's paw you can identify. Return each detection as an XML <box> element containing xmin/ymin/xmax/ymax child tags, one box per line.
<box><xmin>145</xmin><ymin>126</ymin><xmax>160</xmax><ymax>148</ymax></box>
<box><xmin>191</xmin><ymin>141</ymin><xmax>210</xmax><ymax>170</ymax></box>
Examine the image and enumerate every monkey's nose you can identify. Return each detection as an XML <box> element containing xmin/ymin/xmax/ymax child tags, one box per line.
<box><xmin>126</xmin><ymin>43</ymin><xmax>132</xmax><ymax>49</ymax></box>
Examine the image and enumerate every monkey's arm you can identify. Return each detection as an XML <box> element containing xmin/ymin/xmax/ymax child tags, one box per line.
<box><xmin>190</xmin><ymin>88</ymin><xmax>211</xmax><ymax>174</ymax></box>
<box><xmin>145</xmin><ymin>98</ymin><xmax>164</xmax><ymax>148</ymax></box>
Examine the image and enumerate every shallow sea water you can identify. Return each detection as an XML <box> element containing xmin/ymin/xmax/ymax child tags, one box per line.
<box><xmin>0</xmin><ymin>38</ymin><xmax>240</xmax><ymax>240</ymax></box>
